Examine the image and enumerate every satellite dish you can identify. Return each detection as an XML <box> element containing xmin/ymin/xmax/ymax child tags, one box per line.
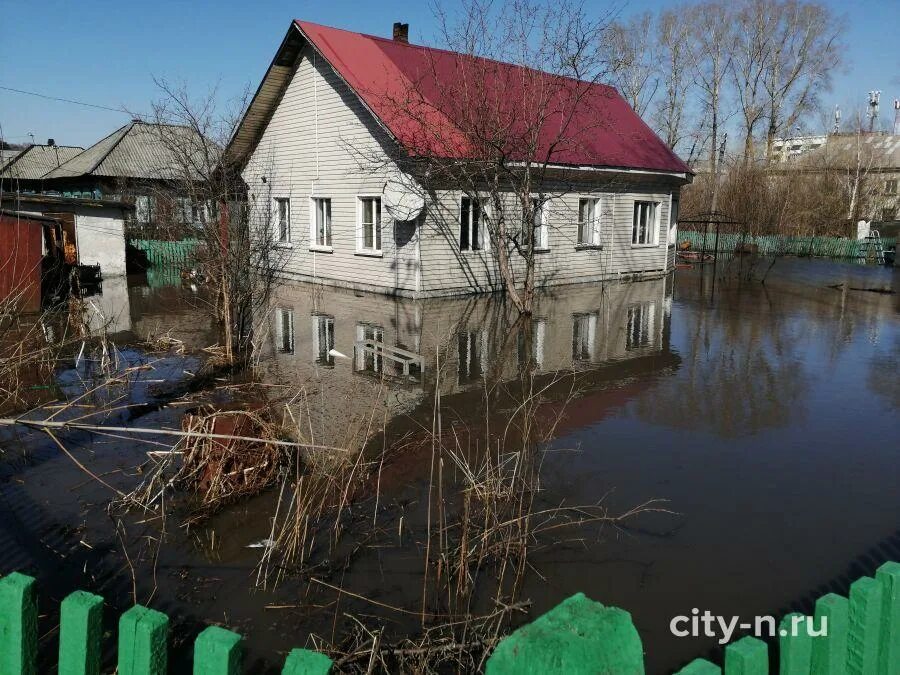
<box><xmin>383</xmin><ymin>171</ymin><xmax>425</xmax><ymax>222</ymax></box>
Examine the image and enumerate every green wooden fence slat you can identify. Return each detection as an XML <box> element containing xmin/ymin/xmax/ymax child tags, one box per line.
<box><xmin>875</xmin><ymin>561</ymin><xmax>900</xmax><ymax>675</ymax></box>
<box><xmin>779</xmin><ymin>613</ymin><xmax>812</xmax><ymax>675</ymax></box>
<box><xmin>811</xmin><ymin>593</ymin><xmax>849</xmax><ymax>675</ymax></box>
<box><xmin>847</xmin><ymin>577</ymin><xmax>883</xmax><ymax>675</ymax></box>
<box><xmin>193</xmin><ymin>626</ymin><xmax>241</xmax><ymax>675</ymax></box>
<box><xmin>723</xmin><ymin>636</ymin><xmax>767</xmax><ymax>675</ymax></box>
<box><xmin>0</xmin><ymin>573</ymin><xmax>37</xmax><ymax>675</ymax></box>
<box><xmin>282</xmin><ymin>648</ymin><xmax>333</xmax><ymax>674</ymax></box>
<box><xmin>118</xmin><ymin>605</ymin><xmax>168</xmax><ymax>675</ymax></box>
<box><xmin>59</xmin><ymin>591</ymin><xmax>103</xmax><ymax>675</ymax></box>
<box><xmin>677</xmin><ymin>658</ymin><xmax>722</xmax><ymax>674</ymax></box>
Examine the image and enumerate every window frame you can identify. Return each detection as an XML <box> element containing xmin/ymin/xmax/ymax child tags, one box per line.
<box><xmin>309</xmin><ymin>196</ymin><xmax>333</xmax><ymax>252</ymax></box>
<box><xmin>575</xmin><ymin>196</ymin><xmax>602</xmax><ymax>248</ymax></box>
<box><xmin>311</xmin><ymin>313</ymin><xmax>336</xmax><ymax>367</ymax></box>
<box><xmin>356</xmin><ymin>195</ymin><xmax>383</xmax><ymax>256</ymax></box>
<box><xmin>274</xmin><ymin>197</ymin><xmax>292</xmax><ymax>246</ymax></box>
<box><xmin>885</xmin><ymin>179</ymin><xmax>898</xmax><ymax>195</ymax></box>
<box><xmin>459</xmin><ymin>195</ymin><xmax>485</xmax><ymax>252</ymax></box>
<box><xmin>631</xmin><ymin>200</ymin><xmax>660</xmax><ymax>247</ymax></box>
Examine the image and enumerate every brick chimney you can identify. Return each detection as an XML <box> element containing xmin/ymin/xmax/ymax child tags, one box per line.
<box><xmin>392</xmin><ymin>22</ymin><xmax>409</xmax><ymax>43</ymax></box>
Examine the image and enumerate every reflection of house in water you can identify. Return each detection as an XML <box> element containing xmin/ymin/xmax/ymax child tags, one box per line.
<box><xmin>259</xmin><ymin>276</ymin><xmax>676</xmax><ymax>446</ymax></box>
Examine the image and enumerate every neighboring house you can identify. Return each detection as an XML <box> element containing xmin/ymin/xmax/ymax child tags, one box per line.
<box><xmin>769</xmin><ymin>135</ymin><xmax>827</xmax><ymax>163</ymax></box>
<box><xmin>787</xmin><ymin>133</ymin><xmax>900</xmax><ymax>224</ymax></box>
<box><xmin>41</xmin><ymin>120</ymin><xmax>213</xmax><ymax>237</ymax></box>
<box><xmin>0</xmin><ymin>143</ymin><xmax>84</xmax><ymax>193</ymax></box>
<box><xmin>1</xmin><ymin>193</ymin><xmax>132</xmax><ymax>277</ymax></box>
<box><xmin>228</xmin><ymin>20</ymin><xmax>692</xmax><ymax>298</ymax></box>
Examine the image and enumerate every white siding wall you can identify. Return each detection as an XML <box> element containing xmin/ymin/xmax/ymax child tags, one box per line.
<box><xmin>420</xmin><ymin>182</ymin><xmax>679</xmax><ymax>295</ymax></box>
<box><xmin>242</xmin><ymin>45</ymin><xmax>419</xmax><ymax>294</ymax></box>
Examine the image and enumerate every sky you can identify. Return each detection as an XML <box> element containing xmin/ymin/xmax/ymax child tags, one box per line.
<box><xmin>1</xmin><ymin>0</ymin><xmax>898</xmax><ymax>149</ymax></box>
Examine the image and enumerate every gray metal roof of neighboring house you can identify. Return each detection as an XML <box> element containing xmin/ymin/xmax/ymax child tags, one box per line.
<box><xmin>43</xmin><ymin>120</ymin><xmax>217</xmax><ymax>181</ymax></box>
<box><xmin>0</xmin><ymin>144</ymin><xmax>85</xmax><ymax>180</ymax></box>
<box><xmin>796</xmin><ymin>133</ymin><xmax>900</xmax><ymax>171</ymax></box>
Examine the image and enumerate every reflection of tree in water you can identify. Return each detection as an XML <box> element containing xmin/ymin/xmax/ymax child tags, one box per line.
<box><xmin>638</xmin><ymin>284</ymin><xmax>812</xmax><ymax>437</ymax></box>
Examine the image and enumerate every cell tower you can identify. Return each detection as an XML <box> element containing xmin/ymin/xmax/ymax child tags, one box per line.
<box><xmin>867</xmin><ymin>91</ymin><xmax>880</xmax><ymax>131</ymax></box>
<box><xmin>894</xmin><ymin>99</ymin><xmax>900</xmax><ymax>135</ymax></box>
<box><xmin>833</xmin><ymin>105</ymin><xmax>841</xmax><ymax>133</ymax></box>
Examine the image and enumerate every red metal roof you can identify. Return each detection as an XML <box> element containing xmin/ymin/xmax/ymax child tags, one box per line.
<box><xmin>295</xmin><ymin>20</ymin><xmax>691</xmax><ymax>174</ymax></box>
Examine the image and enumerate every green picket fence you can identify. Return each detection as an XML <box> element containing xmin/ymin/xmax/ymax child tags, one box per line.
<box><xmin>1</xmin><ymin>560</ymin><xmax>898</xmax><ymax>673</ymax></box>
<box><xmin>679</xmin><ymin>230</ymin><xmax>897</xmax><ymax>260</ymax></box>
<box><xmin>129</xmin><ymin>239</ymin><xmax>201</xmax><ymax>268</ymax></box>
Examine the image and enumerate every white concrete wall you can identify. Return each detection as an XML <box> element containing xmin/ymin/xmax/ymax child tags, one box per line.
<box><xmin>74</xmin><ymin>207</ymin><xmax>127</xmax><ymax>277</ymax></box>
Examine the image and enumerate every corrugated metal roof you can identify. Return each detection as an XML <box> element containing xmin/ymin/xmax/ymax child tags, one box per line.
<box><xmin>227</xmin><ymin>20</ymin><xmax>691</xmax><ymax>175</ymax></box>
<box><xmin>0</xmin><ymin>144</ymin><xmax>84</xmax><ymax>181</ymax></box>
<box><xmin>44</xmin><ymin>121</ymin><xmax>216</xmax><ymax>181</ymax></box>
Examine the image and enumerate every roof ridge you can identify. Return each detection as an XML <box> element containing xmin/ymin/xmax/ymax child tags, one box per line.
<box><xmin>294</xmin><ymin>19</ymin><xmax>614</xmax><ymax>91</ymax></box>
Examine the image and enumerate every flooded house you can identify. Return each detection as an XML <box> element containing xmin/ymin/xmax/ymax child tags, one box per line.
<box><xmin>40</xmin><ymin>120</ymin><xmax>212</xmax><ymax>238</ymax></box>
<box><xmin>0</xmin><ymin>141</ymin><xmax>84</xmax><ymax>193</ymax></box>
<box><xmin>229</xmin><ymin>20</ymin><xmax>692</xmax><ymax>298</ymax></box>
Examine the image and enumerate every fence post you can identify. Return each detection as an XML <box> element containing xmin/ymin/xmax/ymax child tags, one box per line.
<box><xmin>193</xmin><ymin>626</ymin><xmax>241</xmax><ymax>675</ymax></box>
<box><xmin>0</xmin><ymin>573</ymin><xmax>37</xmax><ymax>675</ymax></box>
<box><xmin>282</xmin><ymin>648</ymin><xmax>333</xmax><ymax>674</ymax></box>
<box><xmin>810</xmin><ymin>593</ymin><xmax>848</xmax><ymax>675</ymax></box>
<box><xmin>118</xmin><ymin>605</ymin><xmax>168</xmax><ymax>675</ymax></box>
<box><xmin>876</xmin><ymin>561</ymin><xmax>900</xmax><ymax>675</ymax></box>
<box><xmin>778</xmin><ymin>613</ymin><xmax>812</xmax><ymax>675</ymax></box>
<box><xmin>59</xmin><ymin>590</ymin><xmax>103</xmax><ymax>675</ymax></box>
<box><xmin>847</xmin><ymin>576</ymin><xmax>883</xmax><ymax>675</ymax></box>
<box><xmin>723</xmin><ymin>636</ymin><xmax>767</xmax><ymax>675</ymax></box>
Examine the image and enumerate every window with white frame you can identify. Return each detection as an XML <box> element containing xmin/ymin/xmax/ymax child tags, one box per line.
<box><xmin>311</xmin><ymin>197</ymin><xmax>332</xmax><ymax>248</ymax></box>
<box><xmin>275</xmin><ymin>308</ymin><xmax>294</xmax><ymax>354</ymax></box>
<box><xmin>577</xmin><ymin>198</ymin><xmax>601</xmax><ymax>246</ymax></box>
<box><xmin>358</xmin><ymin>197</ymin><xmax>382</xmax><ymax>252</ymax></box>
<box><xmin>626</xmin><ymin>302</ymin><xmax>656</xmax><ymax>350</ymax></box>
<box><xmin>532</xmin><ymin>199</ymin><xmax>549</xmax><ymax>249</ymax></box>
<box><xmin>355</xmin><ymin>323</ymin><xmax>385</xmax><ymax>373</ymax></box>
<box><xmin>632</xmin><ymin>201</ymin><xmax>658</xmax><ymax>245</ymax></box>
<box><xmin>886</xmin><ymin>179</ymin><xmax>898</xmax><ymax>195</ymax></box>
<box><xmin>135</xmin><ymin>195</ymin><xmax>153</xmax><ymax>224</ymax></box>
<box><xmin>311</xmin><ymin>314</ymin><xmax>335</xmax><ymax>367</ymax></box>
<box><xmin>572</xmin><ymin>312</ymin><xmax>598</xmax><ymax>362</ymax></box>
<box><xmin>459</xmin><ymin>197</ymin><xmax>483</xmax><ymax>251</ymax></box>
<box><xmin>275</xmin><ymin>197</ymin><xmax>291</xmax><ymax>244</ymax></box>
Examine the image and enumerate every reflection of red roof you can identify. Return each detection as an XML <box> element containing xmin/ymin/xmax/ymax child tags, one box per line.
<box><xmin>294</xmin><ymin>20</ymin><xmax>690</xmax><ymax>174</ymax></box>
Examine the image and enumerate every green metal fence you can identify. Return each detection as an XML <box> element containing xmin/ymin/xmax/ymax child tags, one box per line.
<box><xmin>679</xmin><ymin>230</ymin><xmax>897</xmax><ymax>260</ymax></box>
<box><xmin>129</xmin><ymin>239</ymin><xmax>201</xmax><ymax>268</ymax></box>
<box><xmin>1</xmin><ymin>560</ymin><xmax>898</xmax><ymax>673</ymax></box>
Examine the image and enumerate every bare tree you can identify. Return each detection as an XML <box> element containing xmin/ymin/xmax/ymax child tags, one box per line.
<box><xmin>143</xmin><ymin>80</ymin><xmax>289</xmax><ymax>364</ymax></box>
<box><xmin>356</xmin><ymin>0</ymin><xmax>620</xmax><ymax>315</ymax></box>
<box><xmin>689</xmin><ymin>1</ymin><xmax>734</xmax><ymax>177</ymax></box>
<box><xmin>602</xmin><ymin>12</ymin><xmax>660</xmax><ymax>117</ymax></box>
<box><xmin>730</xmin><ymin>0</ymin><xmax>774</xmax><ymax>163</ymax></box>
<box><xmin>763</xmin><ymin>0</ymin><xmax>843</xmax><ymax>160</ymax></box>
<box><xmin>651</xmin><ymin>8</ymin><xmax>699</xmax><ymax>153</ymax></box>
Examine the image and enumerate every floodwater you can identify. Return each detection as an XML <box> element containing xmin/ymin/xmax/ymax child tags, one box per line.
<box><xmin>0</xmin><ymin>257</ymin><xmax>897</xmax><ymax>673</ymax></box>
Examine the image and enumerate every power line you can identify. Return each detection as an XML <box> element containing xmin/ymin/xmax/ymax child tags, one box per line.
<box><xmin>0</xmin><ymin>85</ymin><xmax>132</xmax><ymax>115</ymax></box>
